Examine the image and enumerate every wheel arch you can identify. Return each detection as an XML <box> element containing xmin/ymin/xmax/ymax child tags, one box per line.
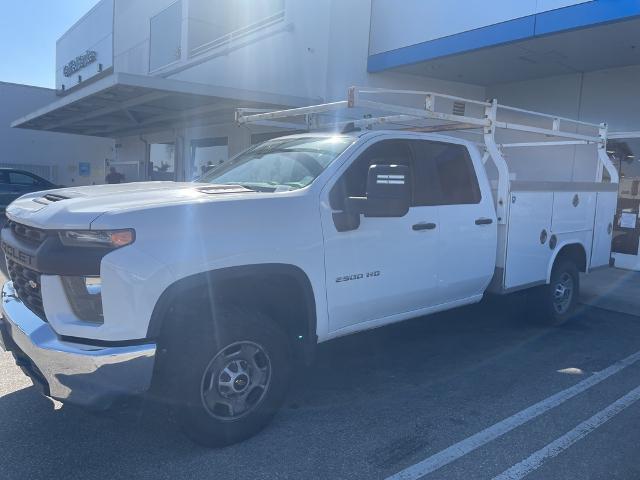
<box><xmin>546</xmin><ymin>242</ymin><xmax>588</xmax><ymax>283</ymax></box>
<box><xmin>148</xmin><ymin>263</ymin><xmax>318</xmax><ymax>363</ymax></box>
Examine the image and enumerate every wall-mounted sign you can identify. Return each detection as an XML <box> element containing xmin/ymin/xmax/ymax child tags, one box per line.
<box><xmin>63</xmin><ymin>50</ymin><xmax>97</xmax><ymax>78</ymax></box>
<box><xmin>78</xmin><ymin>162</ymin><xmax>91</xmax><ymax>177</ymax></box>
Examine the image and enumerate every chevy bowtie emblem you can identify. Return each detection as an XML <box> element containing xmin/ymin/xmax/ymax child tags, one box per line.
<box><xmin>28</xmin><ymin>280</ymin><xmax>38</xmax><ymax>289</ymax></box>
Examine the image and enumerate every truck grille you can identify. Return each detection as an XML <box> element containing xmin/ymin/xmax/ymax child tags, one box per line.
<box><xmin>6</xmin><ymin>259</ymin><xmax>47</xmax><ymax>321</ymax></box>
<box><xmin>6</xmin><ymin>221</ymin><xmax>48</xmax><ymax>246</ymax></box>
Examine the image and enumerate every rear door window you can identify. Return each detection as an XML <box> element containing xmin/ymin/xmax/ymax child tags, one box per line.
<box><xmin>412</xmin><ymin>140</ymin><xmax>481</xmax><ymax>206</ymax></box>
<box><xmin>330</xmin><ymin>138</ymin><xmax>480</xmax><ymax>210</ymax></box>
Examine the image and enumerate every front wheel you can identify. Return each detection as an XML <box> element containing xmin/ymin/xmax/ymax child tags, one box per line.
<box><xmin>527</xmin><ymin>260</ymin><xmax>579</xmax><ymax>326</ymax></box>
<box><xmin>162</xmin><ymin>305</ymin><xmax>292</xmax><ymax>447</ymax></box>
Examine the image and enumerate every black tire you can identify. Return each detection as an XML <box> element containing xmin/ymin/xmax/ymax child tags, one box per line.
<box><xmin>527</xmin><ymin>260</ymin><xmax>579</xmax><ymax>326</ymax></box>
<box><xmin>160</xmin><ymin>304</ymin><xmax>292</xmax><ymax>447</ymax></box>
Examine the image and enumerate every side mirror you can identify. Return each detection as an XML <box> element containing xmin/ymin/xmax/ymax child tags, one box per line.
<box><xmin>347</xmin><ymin>164</ymin><xmax>411</xmax><ymax>218</ymax></box>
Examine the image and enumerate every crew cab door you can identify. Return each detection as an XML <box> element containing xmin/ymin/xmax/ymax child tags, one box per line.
<box><xmin>320</xmin><ymin>138</ymin><xmax>441</xmax><ymax>333</ymax></box>
<box><xmin>427</xmin><ymin>142</ymin><xmax>497</xmax><ymax>303</ymax></box>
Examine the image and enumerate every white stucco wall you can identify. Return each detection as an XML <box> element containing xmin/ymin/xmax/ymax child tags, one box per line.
<box><xmin>1</xmin><ymin>82</ymin><xmax>114</xmax><ymax>186</ymax></box>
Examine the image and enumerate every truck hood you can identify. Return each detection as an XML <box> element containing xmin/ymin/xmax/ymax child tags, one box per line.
<box><xmin>5</xmin><ymin>182</ymin><xmax>255</xmax><ymax>230</ymax></box>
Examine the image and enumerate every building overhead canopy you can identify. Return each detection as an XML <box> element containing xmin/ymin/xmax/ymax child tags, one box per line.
<box><xmin>11</xmin><ymin>73</ymin><xmax>314</xmax><ymax>138</ymax></box>
<box><xmin>390</xmin><ymin>17</ymin><xmax>640</xmax><ymax>85</ymax></box>
<box><xmin>368</xmin><ymin>0</ymin><xmax>640</xmax><ymax>85</ymax></box>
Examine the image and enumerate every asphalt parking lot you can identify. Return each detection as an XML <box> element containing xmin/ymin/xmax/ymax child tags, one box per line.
<box><xmin>1</xmin><ymin>263</ymin><xmax>640</xmax><ymax>479</ymax></box>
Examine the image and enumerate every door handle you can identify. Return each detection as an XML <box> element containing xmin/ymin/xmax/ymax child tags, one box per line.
<box><xmin>475</xmin><ymin>218</ymin><xmax>494</xmax><ymax>226</ymax></box>
<box><xmin>412</xmin><ymin>222</ymin><xmax>437</xmax><ymax>231</ymax></box>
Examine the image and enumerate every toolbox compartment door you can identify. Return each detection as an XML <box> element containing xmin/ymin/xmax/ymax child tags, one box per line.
<box><xmin>504</xmin><ymin>191</ymin><xmax>554</xmax><ymax>289</ymax></box>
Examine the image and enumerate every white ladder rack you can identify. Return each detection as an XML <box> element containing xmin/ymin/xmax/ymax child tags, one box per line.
<box><xmin>236</xmin><ymin>86</ymin><xmax>619</xmax><ymax>224</ymax></box>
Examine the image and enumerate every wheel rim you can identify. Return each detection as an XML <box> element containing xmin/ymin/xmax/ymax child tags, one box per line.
<box><xmin>200</xmin><ymin>341</ymin><xmax>272</xmax><ymax>421</ymax></box>
<box><xmin>552</xmin><ymin>272</ymin><xmax>574</xmax><ymax>315</ymax></box>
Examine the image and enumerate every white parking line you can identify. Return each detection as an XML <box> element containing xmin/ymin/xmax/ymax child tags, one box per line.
<box><xmin>492</xmin><ymin>384</ymin><xmax>640</xmax><ymax>480</ymax></box>
<box><xmin>385</xmin><ymin>350</ymin><xmax>640</xmax><ymax>480</ymax></box>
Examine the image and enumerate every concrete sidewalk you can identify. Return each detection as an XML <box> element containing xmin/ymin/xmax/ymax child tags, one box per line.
<box><xmin>580</xmin><ymin>267</ymin><xmax>640</xmax><ymax>317</ymax></box>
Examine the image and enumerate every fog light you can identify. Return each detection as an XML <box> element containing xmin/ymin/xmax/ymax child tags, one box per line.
<box><xmin>61</xmin><ymin>276</ymin><xmax>103</xmax><ymax>324</ymax></box>
<box><xmin>84</xmin><ymin>276</ymin><xmax>102</xmax><ymax>295</ymax></box>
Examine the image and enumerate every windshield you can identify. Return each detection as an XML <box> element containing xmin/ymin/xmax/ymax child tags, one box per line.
<box><xmin>199</xmin><ymin>136</ymin><xmax>354</xmax><ymax>192</ymax></box>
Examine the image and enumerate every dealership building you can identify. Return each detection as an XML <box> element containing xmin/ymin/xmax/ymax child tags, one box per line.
<box><xmin>9</xmin><ymin>0</ymin><xmax>640</xmax><ymax>269</ymax></box>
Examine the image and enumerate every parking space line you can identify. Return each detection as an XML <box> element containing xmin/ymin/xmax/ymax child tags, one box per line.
<box><xmin>491</xmin><ymin>384</ymin><xmax>640</xmax><ymax>480</ymax></box>
<box><xmin>385</xmin><ymin>350</ymin><xmax>640</xmax><ymax>480</ymax></box>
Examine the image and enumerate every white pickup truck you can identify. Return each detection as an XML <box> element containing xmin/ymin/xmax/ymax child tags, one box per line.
<box><xmin>0</xmin><ymin>89</ymin><xmax>619</xmax><ymax>446</ymax></box>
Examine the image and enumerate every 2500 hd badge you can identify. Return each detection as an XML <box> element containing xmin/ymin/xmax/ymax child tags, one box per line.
<box><xmin>336</xmin><ymin>271</ymin><xmax>381</xmax><ymax>283</ymax></box>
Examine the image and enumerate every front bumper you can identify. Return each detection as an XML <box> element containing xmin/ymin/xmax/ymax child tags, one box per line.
<box><xmin>0</xmin><ymin>281</ymin><xmax>156</xmax><ymax>409</ymax></box>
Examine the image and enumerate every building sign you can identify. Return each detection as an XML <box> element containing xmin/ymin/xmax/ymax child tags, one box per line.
<box><xmin>63</xmin><ymin>50</ymin><xmax>97</xmax><ymax>77</ymax></box>
<box><xmin>78</xmin><ymin>162</ymin><xmax>91</xmax><ymax>177</ymax></box>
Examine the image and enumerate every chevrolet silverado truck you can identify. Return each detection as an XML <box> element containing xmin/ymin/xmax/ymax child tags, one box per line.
<box><xmin>0</xmin><ymin>89</ymin><xmax>619</xmax><ymax>446</ymax></box>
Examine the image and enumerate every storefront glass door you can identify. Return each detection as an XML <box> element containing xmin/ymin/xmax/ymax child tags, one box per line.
<box><xmin>105</xmin><ymin>161</ymin><xmax>140</xmax><ymax>184</ymax></box>
<box><xmin>609</xmin><ymin>139</ymin><xmax>640</xmax><ymax>270</ymax></box>
<box><xmin>148</xmin><ymin>143</ymin><xmax>176</xmax><ymax>181</ymax></box>
<box><xmin>190</xmin><ymin>137</ymin><xmax>228</xmax><ymax>180</ymax></box>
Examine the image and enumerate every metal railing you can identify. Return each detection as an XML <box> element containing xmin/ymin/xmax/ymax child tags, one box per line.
<box><xmin>190</xmin><ymin>10</ymin><xmax>286</xmax><ymax>58</ymax></box>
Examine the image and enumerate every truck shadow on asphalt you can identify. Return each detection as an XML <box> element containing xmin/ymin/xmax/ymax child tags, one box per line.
<box><xmin>0</xmin><ymin>299</ymin><xmax>629</xmax><ymax>479</ymax></box>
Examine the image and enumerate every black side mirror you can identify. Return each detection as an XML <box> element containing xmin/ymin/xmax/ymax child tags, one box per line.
<box><xmin>347</xmin><ymin>164</ymin><xmax>411</xmax><ymax>218</ymax></box>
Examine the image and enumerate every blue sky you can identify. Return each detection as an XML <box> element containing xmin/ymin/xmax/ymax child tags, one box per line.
<box><xmin>0</xmin><ymin>0</ymin><xmax>99</xmax><ymax>88</ymax></box>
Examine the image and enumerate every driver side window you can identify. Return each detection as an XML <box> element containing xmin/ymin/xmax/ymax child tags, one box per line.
<box><xmin>330</xmin><ymin>140</ymin><xmax>412</xmax><ymax>210</ymax></box>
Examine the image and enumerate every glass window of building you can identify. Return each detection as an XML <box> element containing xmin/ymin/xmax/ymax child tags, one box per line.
<box><xmin>188</xmin><ymin>0</ymin><xmax>285</xmax><ymax>56</ymax></box>
<box><xmin>191</xmin><ymin>137</ymin><xmax>229</xmax><ymax>179</ymax></box>
<box><xmin>149</xmin><ymin>143</ymin><xmax>176</xmax><ymax>181</ymax></box>
<box><xmin>609</xmin><ymin>139</ymin><xmax>640</xmax><ymax>256</ymax></box>
<box><xmin>149</xmin><ymin>1</ymin><xmax>183</xmax><ymax>71</ymax></box>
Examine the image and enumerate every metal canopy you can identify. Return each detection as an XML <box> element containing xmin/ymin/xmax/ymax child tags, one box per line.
<box><xmin>391</xmin><ymin>17</ymin><xmax>640</xmax><ymax>85</ymax></box>
<box><xmin>11</xmin><ymin>73</ymin><xmax>312</xmax><ymax>138</ymax></box>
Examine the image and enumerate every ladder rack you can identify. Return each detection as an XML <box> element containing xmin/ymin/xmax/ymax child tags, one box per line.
<box><xmin>236</xmin><ymin>86</ymin><xmax>619</xmax><ymax>224</ymax></box>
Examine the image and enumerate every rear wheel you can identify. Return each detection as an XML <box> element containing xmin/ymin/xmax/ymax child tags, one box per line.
<box><xmin>528</xmin><ymin>260</ymin><xmax>579</xmax><ymax>326</ymax></box>
<box><xmin>161</xmin><ymin>304</ymin><xmax>292</xmax><ymax>447</ymax></box>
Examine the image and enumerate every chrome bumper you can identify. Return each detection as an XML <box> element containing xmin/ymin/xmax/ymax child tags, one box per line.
<box><xmin>0</xmin><ymin>282</ymin><xmax>156</xmax><ymax>409</ymax></box>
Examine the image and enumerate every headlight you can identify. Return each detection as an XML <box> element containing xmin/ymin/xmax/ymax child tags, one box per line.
<box><xmin>59</xmin><ymin>229</ymin><xmax>135</xmax><ymax>248</ymax></box>
<box><xmin>62</xmin><ymin>276</ymin><xmax>103</xmax><ymax>324</ymax></box>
